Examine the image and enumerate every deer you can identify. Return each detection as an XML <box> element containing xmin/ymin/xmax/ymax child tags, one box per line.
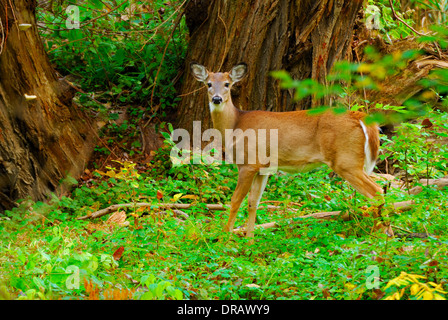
<box><xmin>190</xmin><ymin>62</ymin><xmax>390</xmax><ymax>238</ymax></box>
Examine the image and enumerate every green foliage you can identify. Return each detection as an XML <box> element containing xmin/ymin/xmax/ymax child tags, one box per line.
<box><xmin>271</xmin><ymin>26</ymin><xmax>448</xmax><ymax>124</ymax></box>
<box><xmin>2</xmin><ymin>131</ymin><xmax>448</xmax><ymax>300</ymax></box>
<box><xmin>36</xmin><ymin>1</ymin><xmax>188</xmax><ymax>160</ymax></box>
<box><xmin>37</xmin><ymin>0</ymin><xmax>186</xmax><ymax>111</ymax></box>
<box><xmin>2</xmin><ymin>0</ymin><xmax>444</xmax><ymax>301</ymax></box>
<box><xmin>384</xmin><ymin>271</ymin><xmax>446</xmax><ymax>300</ymax></box>
<box><xmin>366</xmin><ymin>0</ymin><xmax>448</xmax><ymax>40</ymax></box>
<box><xmin>137</xmin><ymin>275</ymin><xmax>183</xmax><ymax>300</ymax></box>
<box><xmin>416</xmin><ymin>0</ymin><xmax>448</xmax><ymax>25</ymax></box>
<box><xmin>366</xmin><ymin>0</ymin><xmax>417</xmax><ymax>41</ymax></box>
<box><xmin>379</xmin><ymin>110</ymin><xmax>448</xmax><ymax>182</ymax></box>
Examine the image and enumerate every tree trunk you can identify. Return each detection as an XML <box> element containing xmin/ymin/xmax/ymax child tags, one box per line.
<box><xmin>0</xmin><ymin>0</ymin><xmax>95</xmax><ymax>211</ymax></box>
<box><xmin>176</xmin><ymin>0</ymin><xmax>363</xmax><ymax>133</ymax></box>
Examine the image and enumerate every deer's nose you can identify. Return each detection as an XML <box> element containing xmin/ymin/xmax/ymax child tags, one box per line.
<box><xmin>212</xmin><ymin>96</ymin><xmax>223</xmax><ymax>105</ymax></box>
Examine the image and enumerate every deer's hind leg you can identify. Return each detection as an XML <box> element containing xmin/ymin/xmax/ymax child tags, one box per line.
<box><xmin>331</xmin><ymin>157</ymin><xmax>392</xmax><ymax>236</ymax></box>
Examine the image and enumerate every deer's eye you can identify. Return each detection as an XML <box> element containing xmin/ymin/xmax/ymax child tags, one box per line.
<box><xmin>207</xmin><ymin>83</ymin><xmax>212</xmax><ymax>88</ymax></box>
<box><xmin>225</xmin><ymin>83</ymin><xmax>230</xmax><ymax>88</ymax></box>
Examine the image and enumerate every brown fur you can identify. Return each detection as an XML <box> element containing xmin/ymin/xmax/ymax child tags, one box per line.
<box><xmin>191</xmin><ymin>63</ymin><xmax>384</xmax><ymax>237</ymax></box>
<box><xmin>367</xmin><ymin>124</ymin><xmax>380</xmax><ymax>164</ymax></box>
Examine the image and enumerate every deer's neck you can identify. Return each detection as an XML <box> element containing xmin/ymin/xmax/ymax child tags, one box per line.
<box><xmin>209</xmin><ymin>99</ymin><xmax>240</xmax><ymax>135</ymax></box>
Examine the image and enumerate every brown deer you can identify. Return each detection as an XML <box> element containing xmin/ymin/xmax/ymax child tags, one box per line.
<box><xmin>191</xmin><ymin>62</ymin><xmax>387</xmax><ymax>238</ymax></box>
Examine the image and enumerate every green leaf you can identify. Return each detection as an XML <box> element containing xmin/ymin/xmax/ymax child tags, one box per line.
<box><xmin>306</xmin><ymin>106</ymin><xmax>329</xmax><ymax>116</ymax></box>
<box><xmin>270</xmin><ymin>70</ymin><xmax>292</xmax><ymax>81</ymax></box>
<box><xmin>33</xmin><ymin>277</ymin><xmax>46</xmax><ymax>290</ymax></box>
<box><xmin>155</xmin><ymin>281</ymin><xmax>169</xmax><ymax>298</ymax></box>
<box><xmin>140</xmin><ymin>291</ymin><xmax>154</xmax><ymax>300</ymax></box>
<box><xmin>332</xmin><ymin>107</ymin><xmax>347</xmax><ymax>115</ymax></box>
<box><xmin>364</xmin><ymin>112</ymin><xmax>385</xmax><ymax>125</ymax></box>
<box><xmin>113</xmin><ymin>48</ymin><xmax>126</xmax><ymax>67</ymax></box>
<box><xmin>174</xmin><ymin>289</ymin><xmax>183</xmax><ymax>300</ymax></box>
<box><xmin>90</xmin><ymin>0</ymin><xmax>104</xmax><ymax>10</ymax></box>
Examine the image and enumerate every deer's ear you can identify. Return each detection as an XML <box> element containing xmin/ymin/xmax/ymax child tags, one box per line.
<box><xmin>229</xmin><ymin>63</ymin><xmax>248</xmax><ymax>83</ymax></box>
<box><xmin>190</xmin><ymin>62</ymin><xmax>209</xmax><ymax>82</ymax></box>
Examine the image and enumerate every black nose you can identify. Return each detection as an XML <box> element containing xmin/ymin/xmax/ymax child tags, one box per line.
<box><xmin>212</xmin><ymin>96</ymin><xmax>223</xmax><ymax>105</ymax></box>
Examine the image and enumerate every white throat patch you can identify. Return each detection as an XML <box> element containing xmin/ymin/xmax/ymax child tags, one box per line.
<box><xmin>209</xmin><ymin>102</ymin><xmax>225</xmax><ymax>113</ymax></box>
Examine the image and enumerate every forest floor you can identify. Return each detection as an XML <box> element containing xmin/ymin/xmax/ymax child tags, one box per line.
<box><xmin>1</xmin><ymin>109</ymin><xmax>448</xmax><ymax>300</ymax></box>
<box><xmin>2</xmin><ymin>21</ymin><xmax>448</xmax><ymax>301</ymax></box>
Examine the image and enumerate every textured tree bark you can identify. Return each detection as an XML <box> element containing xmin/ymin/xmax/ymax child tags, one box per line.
<box><xmin>0</xmin><ymin>0</ymin><xmax>94</xmax><ymax>211</ymax></box>
<box><xmin>356</xmin><ymin>36</ymin><xmax>438</xmax><ymax>108</ymax></box>
<box><xmin>176</xmin><ymin>0</ymin><xmax>363</xmax><ymax>133</ymax></box>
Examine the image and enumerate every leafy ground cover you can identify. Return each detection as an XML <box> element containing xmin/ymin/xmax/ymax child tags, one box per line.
<box><xmin>1</xmin><ymin>0</ymin><xmax>447</xmax><ymax>301</ymax></box>
<box><xmin>1</xmin><ymin>113</ymin><xmax>448</xmax><ymax>300</ymax></box>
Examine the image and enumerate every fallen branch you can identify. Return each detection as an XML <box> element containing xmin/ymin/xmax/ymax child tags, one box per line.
<box><xmin>76</xmin><ymin>202</ymin><xmax>207</xmax><ymax>220</ymax></box>
<box><xmin>172</xmin><ymin>209</ymin><xmax>190</xmax><ymax>220</ymax></box>
<box><xmin>157</xmin><ymin>211</ymin><xmax>188</xmax><ymax>223</ymax></box>
<box><xmin>260</xmin><ymin>200</ymin><xmax>303</xmax><ymax>207</ymax></box>
<box><xmin>232</xmin><ymin>201</ymin><xmax>415</xmax><ymax>234</ymax></box>
<box><xmin>416</xmin><ymin>59</ymin><xmax>448</xmax><ymax>69</ymax></box>
<box><xmin>395</xmin><ymin>232</ymin><xmax>432</xmax><ymax>239</ymax></box>
<box><xmin>393</xmin><ymin>200</ymin><xmax>415</xmax><ymax>212</ymax></box>
<box><xmin>76</xmin><ymin>202</ymin><xmax>302</xmax><ymax>221</ymax></box>
<box><xmin>408</xmin><ymin>178</ymin><xmax>448</xmax><ymax>195</ymax></box>
<box><xmin>78</xmin><ymin>200</ymin><xmax>415</xmax><ymax>229</ymax></box>
<box><xmin>233</xmin><ymin>211</ymin><xmax>344</xmax><ymax>234</ymax></box>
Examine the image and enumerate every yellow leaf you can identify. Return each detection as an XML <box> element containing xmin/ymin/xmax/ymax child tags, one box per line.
<box><xmin>181</xmin><ymin>195</ymin><xmax>198</xmax><ymax>200</ymax></box>
<box><xmin>410</xmin><ymin>284</ymin><xmax>420</xmax><ymax>296</ymax></box>
<box><xmin>384</xmin><ymin>292</ymin><xmax>401</xmax><ymax>300</ymax></box>
<box><xmin>427</xmin><ymin>282</ymin><xmax>446</xmax><ymax>293</ymax></box>
<box><xmin>171</xmin><ymin>193</ymin><xmax>183</xmax><ymax>202</ymax></box>
<box><xmin>422</xmin><ymin>291</ymin><xmax>434</xmax><ymax>300</ymax></box>
<box><xmin>372</xmin><ymin>66</ymin><xmax>387</xmax><ymax>79</ymax></box>
<box><xmin>421</xmin><ymin>90</ymin><xmax>436</xmax><ymax>101</ymax></box>
<box><xmin>344</xmin><ymin>283</ymin><xmax>356</xmax><ymax>291</ymax></box>
<box><xmin>407</xmin><ymin>273</ymin><xmax>426</xmax><ymax>282</ymax></box>
<box><xmin>357</xmin><ymin>63</ymin><xmax>371</xmax><ymax>73</ymax></box>
<box><xmin>392</xmin><ymin>51</ymin><xmax>402</xmax><ymax>62</ymax></box>
<box><xmin>105</xmin><ymin>170</ymin><xmax>116</xmax><ymax>178</ymax></box>
<box><xmin>399</xmin><ymin>288</ymin><xmax>406</xmax><ymax>298</ymax></box>
<box><xmin>279</xmin><ymin>252</ymin><xmax>292</xmax><ymax>259</ymax></box>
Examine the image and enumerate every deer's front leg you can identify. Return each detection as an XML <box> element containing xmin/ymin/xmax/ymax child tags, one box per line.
<box><xmin>245</xmin><ymin>174</ymin><xmax>269</xmax><ymax>238</ymax></box>
<box><xmin>224</xmin><ymin>166</ymin><xmax>258</xmax><ymax>232</ymax></box>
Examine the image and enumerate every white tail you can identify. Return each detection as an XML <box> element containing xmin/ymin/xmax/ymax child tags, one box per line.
<box><xmin>191</xmin><ymin>62</ymin><xmax>384</xmax><ymax>238</ymax></box>
<box><xmin>360</xmin><ymin>120</ymin><xmax>376</xmax><ymax>175</ymax></box>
